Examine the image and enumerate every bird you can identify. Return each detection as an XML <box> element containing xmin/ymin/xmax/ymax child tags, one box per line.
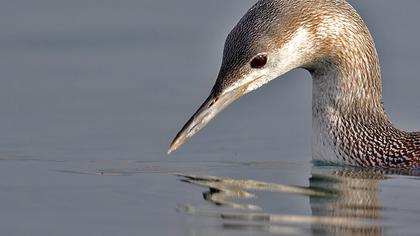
<box><xmin>167</xmin><ymin>0</ymin><xmax>420</xmax><ymax>168</ymax></box>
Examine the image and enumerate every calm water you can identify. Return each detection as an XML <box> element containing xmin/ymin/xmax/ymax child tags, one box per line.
<box><xmin>0</xmin><ymin>0</ymin><xmax>420</xmax><ymax>235</ymax></box>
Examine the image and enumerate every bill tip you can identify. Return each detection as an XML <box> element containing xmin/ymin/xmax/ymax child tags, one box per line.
<box><xmin>167</xmin><ymin>139</ymin><xmax>178</xmax><ymax>155</ymax></box>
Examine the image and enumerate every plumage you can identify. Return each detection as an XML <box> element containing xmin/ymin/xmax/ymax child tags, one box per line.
<box><xmin>168</xmin><ymin>0</ymin><xmax>420</xmax><ymax>168</ymax></box>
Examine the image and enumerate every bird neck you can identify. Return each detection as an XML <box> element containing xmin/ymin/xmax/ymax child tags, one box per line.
<box><xmin>309</xmin><ymin>37</ymin><xmax>391</xmax><ymax>165</ymax></box>
<box><xmin>311</xmin><ymin>38</ymin><xmax>388</xmax><ymax>127</ymax></box>
<box><xmin>309</xmin><ymin>44</ymin><xmax>420</xmax><ymax>166</ymax></box>
<box><xmin>306</xmin><ymin>2</ymin><xmax>390</xmax><ymax>128</ymax></box>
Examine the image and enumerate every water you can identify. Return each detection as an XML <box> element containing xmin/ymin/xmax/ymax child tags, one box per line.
<box><xmin>0</xmin><ymin>0</ymin><xmax>419</xmax><ymax>235</ymax></box>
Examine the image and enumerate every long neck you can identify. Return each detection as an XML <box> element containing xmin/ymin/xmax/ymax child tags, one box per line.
<box><xmin>311</xmin><ymin>42</ymin><xmax>386</xmax><ymax>123</ymax></box>
<box><xmin>309</xmin><ymin>22</ymin><xmax>420</xmax><ymax>168</ymax></box>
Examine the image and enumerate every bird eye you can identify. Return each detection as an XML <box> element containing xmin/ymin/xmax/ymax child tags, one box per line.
<box><xmin>250</xmin><ymin>54</ymin><xmax>267</xmax><ymax>69</ymax></box>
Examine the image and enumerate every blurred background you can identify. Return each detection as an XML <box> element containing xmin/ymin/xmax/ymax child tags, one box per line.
<box><xmin>0</xmin><ymin>1</ymin><xmax>419</xmax><ymax>235</ymax></box>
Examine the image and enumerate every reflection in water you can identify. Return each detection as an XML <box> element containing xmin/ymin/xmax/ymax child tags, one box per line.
<box><xmin>180</xmin><ymin>173</ymin><xmax>326</xmax><ymax>211</ymax></box>
<box><xmin>175</xmin><ymin>166</ymin><xmax>409</xmax><ymax>235</ymax></box>
<box><xmin>309</xmin><ymin>168</ymin><xmax>384</xmax><ymax>235</ymax></box>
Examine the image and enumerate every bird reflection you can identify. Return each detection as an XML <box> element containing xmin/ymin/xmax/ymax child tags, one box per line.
<box><xmin>175</xmin><ymin>166</ymin><xmax>417</xmax><ymax>235</ymax></box>
<box><xmin>180</xmin><ymin>173</ymin><xmax>326</xmax><ymax>211</ymax></box>
<box><xmin>309</xmin><ymin>168</ymin><xmax>384</xmax><ymax>235</ymax></box>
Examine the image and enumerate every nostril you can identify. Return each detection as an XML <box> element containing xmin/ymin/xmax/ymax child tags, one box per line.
<box><xmin>208</xmin><ymin>98</ymin><xmax>217</xmax><ymax>108</ymax></box>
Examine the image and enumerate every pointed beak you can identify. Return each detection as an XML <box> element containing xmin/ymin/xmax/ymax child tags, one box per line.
<box><xmin>168</xmin><ymin>84</ymin><xmax>247</xmax><ymax>155</ymax></box>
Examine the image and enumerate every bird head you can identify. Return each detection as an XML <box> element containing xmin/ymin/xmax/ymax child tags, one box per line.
<box><xmin>168</xmin><ymin>0</ymin><xmax>360</xmax><ymax>154</ymax></box>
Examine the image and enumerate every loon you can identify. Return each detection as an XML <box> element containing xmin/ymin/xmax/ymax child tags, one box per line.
<box><xmin>168</xmin><ymin>0</ymin><xmax>420</xmax><ymax>168</ymax></box>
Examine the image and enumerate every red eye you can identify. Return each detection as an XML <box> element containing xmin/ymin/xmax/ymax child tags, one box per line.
<box><xmin>250</xmin><ymin>54</ymin><xmax>267</xmax><ymax>69</ymax></box>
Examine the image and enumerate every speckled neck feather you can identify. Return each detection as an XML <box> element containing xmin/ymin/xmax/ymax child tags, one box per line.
<box><xmin>300</xmin><ymin>0</ymin><xmax>420</xmax><ymax>167</ymax></box>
